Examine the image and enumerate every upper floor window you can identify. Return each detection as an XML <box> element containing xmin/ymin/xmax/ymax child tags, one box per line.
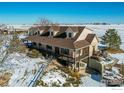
<box><xmin>46</xmin><ymin>45</ymin><xmax>52</xmax><ymax>50</ymax></box>
<box><xmin>68</xmin><ymin>32</ymin><xmax>72</xmax><ymax>38</ymax></box>
<box><xmin>51</xmin><ymin>31</ymin><xmax>54</xmax><ymax>36</ymax></box>
<box><xmin>32</xmin><ymin>42</ymin><xmax>36</xmax><ymax>46</ymax></box>
<box><xmin>37</xmin><ymin>31</ymin><xmax>40</xmax><ymax>35</ymax></box>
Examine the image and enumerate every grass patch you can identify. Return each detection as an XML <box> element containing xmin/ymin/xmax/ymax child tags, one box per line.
<box><xmin>27</xmin><ymin>49</ymin><xmax>42</xmax><ymax>58</ymax></box>
<box><xmin>63</xmin><ymin>82</ymin><xmax>71</xmax><ymax>87</ymax></box>
<box><xmin>51</xmin><ymin>82</ymin><xmax>60</xmax><ymax>87</ymax></box>
<box><xmin>36</xmin><ymin>80</ymin><xmax>48</xmax><ymax>87</ymax></box>
<box><xmin>59</xmin><ymin>67</ymin><xmax>81</xmax><ymax>80</ymax></box>
<box><xmin>65</xmin><ymin>77</ymin><xmax>80</xmax><ymax>87</ymax></box>
<box><xmin>0</xmin><ymin>73</ymin><xmax>12</xmax><ymax>86</ymax></box>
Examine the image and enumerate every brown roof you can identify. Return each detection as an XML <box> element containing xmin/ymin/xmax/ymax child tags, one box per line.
<box><xmin>27</xmin><ymin>26</ymin><xmax>96</xmax><ymax>49</ymax></box>
<box><xmin>55</xmin><ymin>26</ymin><xmax>85</xmax><ymax>40</ymax></box>
<box><xmin>27</xmin><ymin>36</ymin><xmax>73</xmax><ymax>49</ymax></box>
<box><xmin>27</xmin><ymin>36</ymin><xmax>90</xmax><ymax>49</ymax></box>
<box><xmin>74</xmin><ymin>40</ymin><xmax>90</xmax><ymax>48</ymax></box>
<box><xmin>29</xmin><ymin>25</ymin><xmax>85</xmax><ymax>32</ymax></box>
<box><xmin>85</xmin><ymin>34</ymin><xmax>96</xmax><ymax>43</ymax></box>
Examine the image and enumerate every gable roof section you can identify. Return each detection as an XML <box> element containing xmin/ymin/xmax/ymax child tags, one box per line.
<box><xmin>74</xmin><ymin>40</ymin><xmax>90</xmax><ymax>49</ymax></box>
<box><xmin>85</xmin><ymin>34</ymin><xmax>96</xmax><ymax>43</ymax></box>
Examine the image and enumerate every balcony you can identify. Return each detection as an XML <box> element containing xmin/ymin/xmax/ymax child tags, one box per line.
<box><xmin>75</xmin><ymin>54</ymin><xmax>89</xmax><ymax>61</ymax></box>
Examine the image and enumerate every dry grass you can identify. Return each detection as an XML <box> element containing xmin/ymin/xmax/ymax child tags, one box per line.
<box><xmin>9</xmin><ymin>38</ymin><xmax>28</xmax><ymax>53</ymax></box>
<box><xmin>0</xmin><ymin>73</ymin><xmax>12</xmax><ymax>87</ymax></box>
<box><xmin>59</xmin><ymin>67</ymin><xmax>81</xmax><ymax>80</ymax></box>
<box><xmin>107</xmin><ymin>48</ymin><xmax>124</xmax><ymax>54</ymax></box>
<box><xmin>114</xmin><ymin>64</ymin><xmax>124</xmax><ymax>75</ymax></box>
<box><xmin>27</xmin><ymin>49</ymin><xmax>41</xmax><ymax>58</ymax></box>
<box><xmin>45</xmin><ymin>59</ymin><xmax>63</xmax><ymax>72</ymax></box>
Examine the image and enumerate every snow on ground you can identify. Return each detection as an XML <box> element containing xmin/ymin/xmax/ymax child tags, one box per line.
<box><xmin>41</xmin><ymin>69</ymin><xmax>68</xmax><ymax>87</ymax></box>
<box><xmin>0</xmin><ymin>52</ymin><xmax>48</xmax><ymax>87</ymax></box>
<box><xmin>39</xmin><ymin>68</ymin><xmax>106</xmax><ymax>87</ymax></box>
<box><xmin>80</xmin><ymin>75</ymin><xmax>106</xmax><ymax>87</ymax></box>
<box><xmin>18</xmin><ymin>34</ymin><xmax>28</xmax><ymax>40</ymax></box>
<box><xmin>0</xmin><ymin>35</ymin><xmax>11</xmax><ymax>61</ymax></box>
<box><xmin>110</xmin><ymin>53</ymin><xmax>124</xmax><ymax>64</ymax></box>
<box><xmin>100</xmin><ymin>59</ymin><xmax>114</xmax><ymax>65</ymax></box>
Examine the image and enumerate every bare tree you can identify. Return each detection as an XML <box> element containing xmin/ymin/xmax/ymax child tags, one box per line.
<box><xmin>38</xmin><ymin>17</ymin><xmax>52</xmax><ymax>26</ymax></box>
<box><xmin>29</xmin><ymin>17</ymin><xmax>59</xmax><ymax>36</ymax></box>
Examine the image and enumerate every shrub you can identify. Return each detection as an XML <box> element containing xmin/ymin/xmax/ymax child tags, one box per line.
<box><xmin>27</xmin><ymin>49</ymin><xmax>41</xmax><ymax>58</ymax></box>
<box><xmin>71</xmin><ymin>79</ymin><xmax>80</xmax><ymax>87</ymax></box>
<box><xmin>66</xmin><ymin>77</ymin><xmax>75</xmax><ymax>83</ymax></box>
<box><xmin>51</xmin><ymin>82</ymin><xmax>60</xmax><ymax>87</ymax></box>
<box><xmin>36</xmin><ymin>80</ymin><xmax>48</xmax><ymax>87</ymax></box>
<box><xmin>63</xmin><ymin>82</ymin><xmax>71</xmax><ymax>87</ymax></box>
<box><xmin>59</xmin><ymin>67</ymin><xmax>81</xmax><ymax>80</ymax></box>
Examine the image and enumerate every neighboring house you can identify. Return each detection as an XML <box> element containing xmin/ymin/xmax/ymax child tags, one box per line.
<box><xmin>0</xmin><ymin>29</ymin><xmax>9</xmax><ymax>35</ymax></box>
<box><xmin>26</xmin><ymin>25</ymin><xmax>99</xmax><ymax>71</ymax></box>
<box><xmin>0</xmin><ymin>25</ymin><xmax>15</xmax><ymax>35</ymax></box>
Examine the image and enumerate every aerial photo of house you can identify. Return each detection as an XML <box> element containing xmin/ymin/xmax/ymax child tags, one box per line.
<box><xmin>0</xmin><ymin>2</ymin><xmax>124</xmax><ymax>87</ymax></box>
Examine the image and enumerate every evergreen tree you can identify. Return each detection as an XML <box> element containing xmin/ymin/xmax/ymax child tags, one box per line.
<box><xmin>101</xmin><ymin>29</ymin><xmax>121</xmax><ymax>49</ymax></box>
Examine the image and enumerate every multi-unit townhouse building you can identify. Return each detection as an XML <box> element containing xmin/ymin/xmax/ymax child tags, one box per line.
<box><xmin>26</xmin><ymin>25</ymin><xmax>99</xmax><ymax>71</ymax></box>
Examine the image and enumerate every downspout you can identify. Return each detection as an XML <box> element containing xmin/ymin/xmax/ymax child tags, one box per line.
<box><xmin>88</xmin><ymin>45</ymin><xmax>90</xmax><ymax>68</ymax></box>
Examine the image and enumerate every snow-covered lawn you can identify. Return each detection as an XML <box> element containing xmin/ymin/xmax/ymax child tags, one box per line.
<box><xmin>40</xmin><ymin>69</ymin><xmax>68</xmax><ymax>87</ymax></box>
<box><xmin>37</xmin><ymin>68</ymin><xmax>106</xmax><ymax>87</ymax></box>
<box><xmin>110</xmin><ymin>53</ymin><xmax>124</xmax><ymax>64</ymax></box>
<box><xmin>80</xmin><ymin>75</ymin><xmax>106</xmax><ymax>87</ymax></box>
<box><xmin>0</xmin><ymin>52</ymin><xmax>48</xmax><ymax>87</ymax></box>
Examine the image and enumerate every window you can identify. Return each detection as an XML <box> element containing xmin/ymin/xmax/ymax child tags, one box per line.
<box><xmin>46</xmin><ymin>45</ymin><xmax>52</xmax><ymax>50</ymax></box>
<box><xmin>32</xmin><ymin>42</ymin><xmax>36</xmax><ymax>46</ymax></box>
<box><xmin>76</xmin><ymin>62</ymin><xmax>79</xmax><ymax>68</ymax></box>
<box><xmin>76</xmin><ymin>49</ymin><xmax>81</xmax><ymax>54</ymax></box>
<box><xmin>39</xmin><ymin>43</ymin><xmax>42</xmax><ymax>46</ymax></box>
<box><xmin>51</xmin><ymin>32</ymin><xmax>53</xmax><ymax>36</ymax></box>
<box><xmin>61</xmin><ymin>48</ymin><xmax>69</xmax><ymax>55</ymax></box>
<box><xmin>37</xmin><ymin>31</ymin><xmax>40</xmax><ymax>35</ymax></box>
<box><xmin>80</xmin><ymin>62</ymin><xmax>85</xmax><ymax>67</ymax></box>
<box><xmin>83</xmin><ymin>47</ymin><xmax>89</xmax><ymax>56</ymax></box>
<box><xmin>68</xmin><ymin>32</ymin><xmax>72</xmax><ymax>38</ymax></box>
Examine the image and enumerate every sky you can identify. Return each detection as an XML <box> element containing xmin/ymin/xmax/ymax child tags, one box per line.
<box><xmin>0</xmin><ymin>2</ymin><xmax>124</xmax><ymax>24</ymax></box>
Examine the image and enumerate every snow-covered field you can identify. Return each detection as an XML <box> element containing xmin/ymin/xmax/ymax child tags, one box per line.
<box><xmin>85</xmin><ymin>24</ymin><xmax>124</xmax><ymax>49</ymax></box>
<box><xmin>0</xmin><ymin>52</ymin><xmax>48</xmax><ymax>87</ymax></box>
